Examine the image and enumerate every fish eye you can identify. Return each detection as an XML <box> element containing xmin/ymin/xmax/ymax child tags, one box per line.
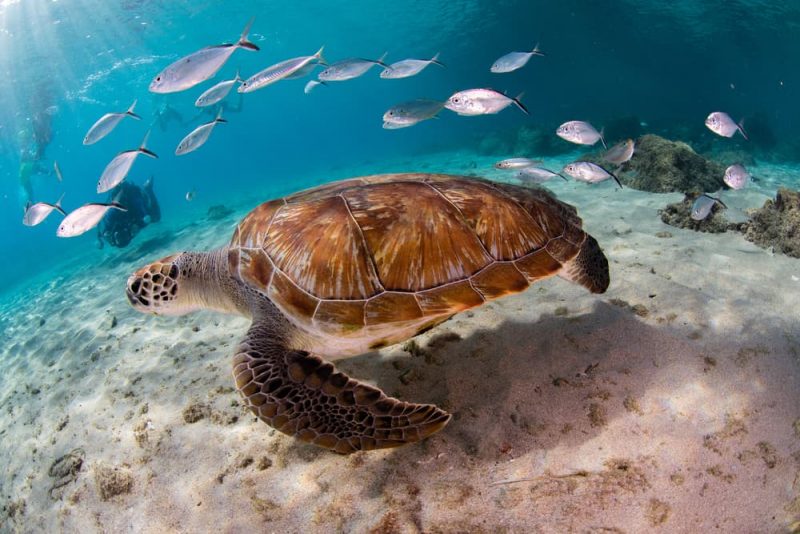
<box><xmin>453</xmin><ymin>97</ymin><xmax>460</xmax><ymax>103</ymax></box>
<box><xmin>156</xmin><ymin>76</ymin><xmax>161</xmax><ymax>82</ymax></box>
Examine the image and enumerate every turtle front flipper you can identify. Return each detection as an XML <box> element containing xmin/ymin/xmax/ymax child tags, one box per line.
<box><xmin>232</xmin><ymin>318</ymin><xmax>451</xmax><ymax>454</ymax></box>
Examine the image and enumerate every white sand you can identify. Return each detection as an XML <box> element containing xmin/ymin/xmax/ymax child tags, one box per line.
<box><xmin>1</xmin><ymin>151</ymin><xmax>799</xmax><ymax>533</ymax></box>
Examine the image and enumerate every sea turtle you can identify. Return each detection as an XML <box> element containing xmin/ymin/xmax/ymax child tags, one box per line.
<box><xmin>126</xmin><ymin>173</ymin><xmax>609</xmax><ymax>454</ymax></box>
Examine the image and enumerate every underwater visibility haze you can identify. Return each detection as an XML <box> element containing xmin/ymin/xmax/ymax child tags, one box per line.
<box><xmin>1</xmin><ymin>1</ymin><xmax>800</xmax><ymax>532</ymax></box>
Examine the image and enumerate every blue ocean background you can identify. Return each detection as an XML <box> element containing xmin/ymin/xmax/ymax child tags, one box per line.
<box><xmin>0</xmin><ymin>0</ymin><xmax>798</xmax><ymax>296</ymax></box>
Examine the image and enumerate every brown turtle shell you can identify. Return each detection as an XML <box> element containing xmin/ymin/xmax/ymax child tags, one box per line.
<box><xmin>228</xmin><ymin>173</ymin><xmax>595</xmax><ymax>343</ymax></box>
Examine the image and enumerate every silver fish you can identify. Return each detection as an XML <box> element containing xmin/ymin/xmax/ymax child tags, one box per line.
<box><xmin>317</xmin><ymin>53</ymin><xmax>389</xmax><ymax>82</ymax></box>
<box><xmin>705</xmin><ymin>112</ymin><xmax>748</xmax><ymax>139</ymax></box>
<box><xmin>562</xmin><ymin>162</ymin><xmax>622</xmax><ymax>187</ymax></box>
<box><xmin>382</xmin><ymin>121</ymin><xmax>411</xmax><ymax>130</ymax></box>
<box><xmin>304</xmin><ymin>80</ymin><xmax>327</xmax><ymax>94</ymax></box>
<box><xmin>57</xmin><ymin>202</ymin><xmax>127</xmax><ymax>238</ymax></box>
<box><xmin>383</xmin><ymin>99</ymin><xmax>444</xmax><ymax>128</ymax></box>
<box><xmin>185</xmin><ymin>190</ymin><xmax>196</xmax><ymax>202</ymax></box>
<box><xmin>97</xmin><ymin>131</ymin><xmax>158</xmax><ymax>193</ymax></box>
<box><xmin>515</xmin><ymin>167</ymin><xmax>567</xmax><ymax>184</ymax></box>
<box><xmin>149</xmin><ymin>18</ymin><xmax>259</xmax><ymax>94</ymax></box>
<box><xmin>23</xmin><ymin>194</ymin><xmax>66</xmax><ymax>226</ymax></box>
<box><xmin>724</xmin><ymin>164</ymin><xmax>750</xmax><ymax>190</ymax></box>
<box><xmin>556</xmin><ymin>121</ymin><xmax>606</xmax><ymax>149</ymax></box>
<box><xmin>691</xmin><ymin>194</ymin><xmax>727</xmax><ymax>221</ymax></box>
<box><xmin>195</xmin><ymin>71</ymin><xmax>242</xmax><ymax>107</ymax></box>
<box><xmin>175</xmin><ymin>110</ymin><xmax>226</xmax><ymax>156</ymax></box>
<box><xmin>603</xmin><ymin>139</ymin><xmax>635</xmax><ymax>165</ymax></box>
<box><xmin>83</xmin><ymin>100</ymin><xmax>140</xmax><ymax>145</ymax></box>
<box><xmin>490</xmin><ymin>44</ymin><xmax>545</xmax><ymax>73</ymax></box>
<box><xmin>445</xmin><ymin>89</ymin><xmax>528</xmax><ymax>116</ymax></box>
<box><xmin>494</xmin><ymin>157</ymin><xmax>543</xmax><ymax>170</ymax></box>
<box><xmin>53</xmin><ymin>161</ymin><xmax>63</xmax><ymax>182</ymax></box>
<box><xmin>283</xmin><ymin>61</ymin><xmax>320</xmax><ymax>80</ymax></box>
<box><xmin>239</xmin><ymin>47</ymin><xmax>326</xmax><ymax>93</ymax></box>
<box><xmin>379</xmin><ymin>53</ymin><xmax>444</xmax><ymax>79</ymax></box>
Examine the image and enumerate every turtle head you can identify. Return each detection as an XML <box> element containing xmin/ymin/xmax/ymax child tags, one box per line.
<box><xmin>127</xmin><ymin>249</ymin><xmax>243</xmax><ymax>316</ymax></box>
<box><xmin>126</xmin><ymin>253</ymin><xmax>189</xmax><ymax>315</ymax></box>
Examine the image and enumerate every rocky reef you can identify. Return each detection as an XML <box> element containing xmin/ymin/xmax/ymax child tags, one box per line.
<box><xmin>659</xmin><ymin>193</ymin><xmax>731</xmax><ymax>233</ymax></box>
<box><xmin>621</xmin><ymin>135</ymin><xmax>726</xmax><ymax>193</ymax></box>
<box><xmin>739</xmin><ymin>188</ymin><xmax>800</xmax><ymax>258</ymax></box>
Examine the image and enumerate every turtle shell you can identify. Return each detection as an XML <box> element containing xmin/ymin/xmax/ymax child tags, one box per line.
<box><xmin>228</xmin><ymin>173</ymin><xmax>598</xmax><ymax>353</ymax></box>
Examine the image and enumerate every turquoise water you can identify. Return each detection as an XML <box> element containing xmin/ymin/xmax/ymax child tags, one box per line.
<box><xmin>2</xmin><ymin>2</ymin><xmax>800</xmax><ymax>531</ymax></box>
<box><xmin>1</xmin><ymin>0</ymin><xmax>799</xmax><ymax>294</ymax></box>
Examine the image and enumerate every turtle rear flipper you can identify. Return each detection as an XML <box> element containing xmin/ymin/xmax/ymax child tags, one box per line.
<box><xmin>558</xmin><ymin>235</ymin><xmax>610</xmax><ymax>294</ymax></box>
<box><xmin>232</xmin><ymin>313</ymin><xmax>451</xmax><ymax>454</ymax></box>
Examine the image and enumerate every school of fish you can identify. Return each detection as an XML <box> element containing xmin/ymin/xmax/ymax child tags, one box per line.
<box><xmin>24</xmin><ymin>17</ymin><xmax>758</xmax><ymax>237</ymax></box>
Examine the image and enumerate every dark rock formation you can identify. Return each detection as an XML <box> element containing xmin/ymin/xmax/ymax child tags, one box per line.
<box><xmin>739</xmin><ymin>188</ymin><xmax>800</xmax><ymax>258</ymax></box>
<box><xmin>659</xmin><ymin>193</ymin><xmax>732</xmax><ymax>233</ymax></box>
<box><xmin>622</xmin><ymin>135</ymin><xmax>726</xmax><ymax>193</ymax></box>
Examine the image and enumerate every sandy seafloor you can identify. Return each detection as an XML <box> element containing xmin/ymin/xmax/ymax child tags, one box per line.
<box><xmin>1</xmin><ymin>149</ymin><xmax>799</xmax><ymax>534</ymax></box>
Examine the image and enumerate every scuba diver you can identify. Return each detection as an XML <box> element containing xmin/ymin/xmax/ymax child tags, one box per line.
<box><xmin>17</xmin><ymin>82</ymin><xmax>56</xmax><ymax>206</ymax></box>
<box><xmin>17</xmin><ymin>128</ymin><xmax>52</xmax><ymax>206</ymax></box>
<box><xmin>96</xmin><ymin>176</ymin><xmax>161</xmax><ymax>248</ymax></box>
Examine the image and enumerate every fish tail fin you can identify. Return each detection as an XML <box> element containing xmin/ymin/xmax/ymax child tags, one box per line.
<box><xmin>238</xmin><ymin>17</ymin><xmax>260</xmax><ymax>51</ymax></box>
<box><xmin>110</xmin><ymin>202</ymin><xmax>128</xmax><ymax>212</ymax></box>
<box><xmin>55</xmin><ymin>193</ymin><xmax>66</xmax><ymax>215</ymax></box>
<box><xmin>215</xmin><ymin>109</ymin><xmax>227</xmax><ymax>123</ymax></box>
<box><xmin>430</xmin><ymin>52</ymin><xmax>446</xmax><ymax>67</ymax></box>
<box><xmin>234</xmin><ymin>69</ymin><xmax>242</xmax><ymax>82</ymax></box>
<box><xmin>599</xmin><ymin>127</ymin><xmax>607</xmax><ymax>149</ymax></box>
<box><xmin>315</xmin><ymin>45</ymin><xmax>327</xmax><ymax>66</ymax></box>
<box><xmin>126</xmin><ymin>99</ymin><xmax>141</xmax><ymax>120</ymax></box>
<box><xmin>608</xmin><ymin>167</ymin><xmax>622</xmax><ymax>188</ymax></box>
<box><xmin>532</xmin><ymin>43</ymin><xmax>546</xmax><ymax>57</ymax></box>
<box><xmin>737</xmin><ymin>118</ymin><xmax>749</xmax><ymax>140</ymax></box>
<box><xmin>53</xmin><ymin>161</ymin><xmax>63</xmax><ymax>182</ymax></box>
<box><xmin>138</xmin><ymin>130</ymin><xmax>158</xmax><ymax>158</ymax></box>
<box><xmin>375</xmin><ymin>52</ymin><xmax>390</xmax><ymax>69</ymax></box>
<box><xmin>512</xmin><ymin>92</ymin><xmax>529</xmax><ymax>115</ymax></box>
